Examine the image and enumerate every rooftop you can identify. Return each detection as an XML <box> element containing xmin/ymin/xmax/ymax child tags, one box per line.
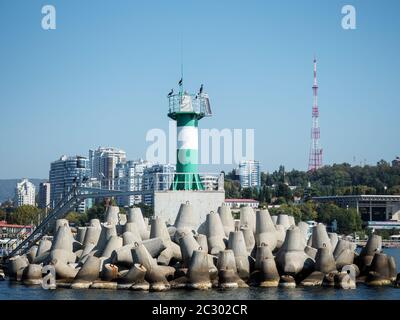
<box><xmin>313</xmin><ymin>195</ymin><xmax>400</xmax><ymax>201</ymax></box>
<box><xmin>225</xmin><ymin>198</ymin><xmax>259</xmax><ymax>203</ymax></box>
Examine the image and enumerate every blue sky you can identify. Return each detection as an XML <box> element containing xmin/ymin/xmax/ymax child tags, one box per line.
<box><xmin>0</xmin><ymin>0</ymin><xmax>399</xmax><ymax>179</ymax></box>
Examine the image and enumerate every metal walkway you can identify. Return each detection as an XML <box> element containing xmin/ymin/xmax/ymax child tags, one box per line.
<box><xmin>6</xmin><ymin>187</ymin><xmax>150</xmax><ymax>259</ymax></box>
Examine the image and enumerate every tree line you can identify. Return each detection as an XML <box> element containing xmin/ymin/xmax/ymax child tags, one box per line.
<box><xmin>225</xmin><ymin>160</ymin><xmax>400</xmax><ymax>204</ymax></box>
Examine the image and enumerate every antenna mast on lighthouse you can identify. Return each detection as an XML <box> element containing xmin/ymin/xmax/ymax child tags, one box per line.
<box><xmin>308</xmin><ymin>57</ymin><xmax>323</xmax><ymax>171</ymax></box>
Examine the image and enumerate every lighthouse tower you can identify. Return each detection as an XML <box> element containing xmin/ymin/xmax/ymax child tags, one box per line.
<box><xmin>167</xmin><ymin>83</ymin><xmax>212</xmax><ymax>190</ymax></box>
<box><xmin>153</xmin><ymin>80</ymin><xmax>224</xmax><ymax>227</ymax></box>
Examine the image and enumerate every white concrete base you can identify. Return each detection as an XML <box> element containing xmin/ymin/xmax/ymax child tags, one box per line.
<box><xmin>153</xmin><ymin>190</ymin><xmax>225</xmax><ymax>228</ymax></box>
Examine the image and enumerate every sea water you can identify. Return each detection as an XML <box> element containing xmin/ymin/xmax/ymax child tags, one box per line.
<box><xmin>0</xmin><ymin>248</ymin><xmax>399</xmax><ymax>300</ymax></box>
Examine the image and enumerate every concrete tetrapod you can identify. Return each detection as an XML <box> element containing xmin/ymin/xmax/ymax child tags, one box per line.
<box><xmin>205</xmin><ymin>212</ymin><xmax>226</xmax><ymax>255</ymax></box>
<box><xmin>105</xmin><ymin>205</ymin><xmax>120</xmax><ymax>225</ymax></box>
<box><xmin>50</xmin><ymin>259</ymin><xmax>79</xmax><ymax>280</ymax></box>
<box><xmin>49</xmin><ymin>249</ymin><xmax>76</xmax><ymax>265</ymax></box>
<box><xmin>122</xmin><ymin>231</ymin><xmax>142</xmax><ymax>246</ymax></box>
<box><xmin>96</xmin><ymin>223</ymin><xmax>118</xmax><ymax>255</ymax></box>
<box><xmin>217</xmin><ymin>250</ymin><xmax>242</xmax><ymax>289</ymax></box>
<box><xmin>314</xmin><ymin>247</ymin><xmax>337</xmax><ymax>274</ymax></box>
<box><xmin>358</xmin><ymin>235</ymin><xmax>382</xmax><ymax>274</ymax></box>
<box><xmin>187</xmin><ymin>250</ymin><xmax>212</xmax><ymax>290</ymax></box>
<box><xmin>27</xmin><ymin>246</ymin><xmax>38</xmax><ymax>263</ymax></box>
<box><xmin>101</xmin><ymin>235</ymin><xmax>123</xmax><ymax>259</ymax></box>
<box><xmin>194</xmin><ymin>234</ymin><xmax>208</xmax><ymax>253</ymax></box>
<box><xmin>227</xmin><ymin>231</ymin><xmax>250</xmax><ymax>280</ymax></box>
<box><xmin>71</xmin><ymin>256</ymin><xmax>101</xmax><ymax>289</ymax></box>
<box><xmin>260</xmin><ymin>258</ymin><xmax>280</xmax><ymax>288</ymax></box>
<box><xmin>241</xmin><ymin>227</ymin><xmax>256</xmax><ymax>256</ymax></box>
<box><xmin>33</xmin><ymin>238</ymin><xmax>52</xmax><ymax>263</ymax></box>
<box><xmin>117</xmin><ymin>263</ymin><xmax>148</xmax><ymax>290</ymax></box>
<box><xmin>255</xmin><ymin>209</ymin><xmax>277</xmax><ymax>251</ymax></box>
<box><xmin>334</xmin><ymin>265</ymin><xmax>356</xmax><ymax>289</ymax></box>
<box><xmin>216</xmin><ymin>249</ymin><xmax>237</xmax><ymax>272</ymax></box>
<box><xmin>76</xmin><ymin>227</ymin><xmax>87</xmax><ymax>244</ymax></box>
<box><xmin>276</xmin><ymin>214</ymin><xmax>291</xmax><ymax>231</ymax></box>
<box><xmin>310</xmin><ymin>223</ymin><xmax>332</xmax><ymax>252</ymax></box>
<box><xmin>81</xmin><ymin>224</ymin><xmax>101</xmax><ymax>252</ymax></box>
<box><xmin>180</xmin><ymin>233</ymin><xmax>201</xmax><ymax>267</ymax></box>
<box><xmin>275</xmin><ymin>226</ymin><xmax>314</xmax><ymax>276</ymax></box>
<box><xmin>22</xmin><ymin>264</ymin><xmax>43</xmax><ymax>285</ymax></box>
<box><xmin>131</xmin><ymin>243</ymin><xmax>171</xmax><ymax>291</ymax></box>
<box><xmin>124</xmin><ymin>222</ymin><xmax>142</xmax><ymax>240</ymax></box>
<box><xmin>322</xmin><ymin>271</ymin><xmax>339</xmax><ymax>287</ymax></box>
<box><xmin>79</xmin><ymin>228</ymin><xmax>101</xmax><ymax>262</ymax></box>
<box><xmin>328</xmin><ymin>233</ymin><xmax>339</xmax><ymax>252</ymax></box>
<box><xmin>275</xmin><ymin>225</ymin><xmax>286</xmax><ymax>251</ymax></box>
<box><xmin>101</xmin><ymin>263</ymin><xmax>119</xmax><ymax>281</ymax></box>
<box><xmin>127</xmin><ymin>207</ymin><xmax>150</xmax><ymax>240</ymax></box>
<box><xmin>333</xmin><ymin>240</ymin><xmax>355</xmax><ymax>259</ymax></box>
<box><xmin>91</xmin><ymin>262</ymin><xmax>119</xmax><ymax>290</ymax></box>
<box><xmin>255</xmin><ymin>245</ymin><xmax>274</xmax><ymax>270</ymax></box>
<box><xmin>79</xmin><ymin>243</ymin><xmax>97</xmax><ymax>265</ymax></box>
<box><xmin>218</xmin><ymin>204</ymin><xmax>235</xmax><ymax>238</ymax></box>
<box><xmin>304</xmin><ymin>246</ymin><xmax>318</xmax><ymax>260</ymax></box>
<box><xmin>54</xmin><ymin>219</ymin><xmax>70</xmax><ymax>233</ymax></box>
<box><xmin>111</xmin><ymin>238</ymin><xmax>166</xmax><ymax>268</ymax></box>
<box><xmin>89</xmin><ymin>218</ymin><xmax>102</xmax><ymax>229</ymax></box>
<box><xmin>288</xmin><ymin>216</ymin><xmax>296</xmax><ymax>228</ymax></box>
<box><xmin>51</xmin><ymin>224</ymin><xmax>74</xmax><ymax>252</ymax></box>
<box><xmin>174</xmin><ymin>202</ymin><xmax>198</xmax><ymax>236</ymax></box>
<box><xmin>366</xmin><ymin>253</ymin><xmax>394</xmax><ymax>286</ymax></box>
<box><xmin>8</xmin><ymin>255</ymin><xmax>29</xmax><ymax>281</ymax></box>
<box><xmin>335</xmin><ymin>248</ymin><xmax>355</xmax><ymax>270</ymax></box>
<box><xmin>297</xmin><ymin>221</ymin><xmax>309</xmax><ymax>246</ymax></box>
<box><xmin>239</xmin><ymin>206</ymin><xmax>256</xmax><ymax>233</ymax></box>
<box><xmin>300</xmin><ymin>271</ymin><xmax>325</xmax><ymax>287</ymax></box>
<box><xmin>150</xmin><ymin>217</ymin><xmax>182</xmax><ymax>265</ymax></box>
<box><xmin>118</xmin><ymin>213</ymin><xmax>127</xmax><ymax>229</ymax></box>
<box><xmin>49</xmin><ymin>223</ymin><xmax>76</xmax><ymax>265</ymax></box>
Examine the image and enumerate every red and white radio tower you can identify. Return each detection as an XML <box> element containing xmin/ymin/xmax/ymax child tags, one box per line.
<box><xmin>308</xmin><ymin>57</ymin><xmax>323</xmax><ymax>171</ymax></box>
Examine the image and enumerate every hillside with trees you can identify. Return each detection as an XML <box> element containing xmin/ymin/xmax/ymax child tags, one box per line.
<box><xmin>224</xmin><ymin>160</ymin><xmax>400</xmax><ymax>235</ymax></box>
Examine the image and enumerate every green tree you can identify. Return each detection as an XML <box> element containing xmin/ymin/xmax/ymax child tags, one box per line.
<box><xmin>241</xmin><ymin>188</ymin><xmax>253</xmax><ymax>199</ymax></box>
<box><xmin>275</xmin><ymin>183</ymin><xmax>293</xmax><ymax>202</ymax></box>
<box><xmin>298</xmin><ymin>201</ymin><xmax>318</xmax><ymax>221</ymax></box>
<box><xmin>0</xmin><ymin>209</ymin><xmax>6</xmax><ymax>221</ymax></box>
<box><xmin>269</xmin><ymin>204</ymin><xmax>301</xmax><ymax>222</ymax></box>
<box><xmin>224</xmin><ymin>180</ymin><xmax>241</xmax><ymax>198</ymax></box>
<box><xmin>86</xmin><ymin>203</ymin><xmax>106</xmax><ymax>222</ymax></box>
<box><xmin>65</xmin><ymin>211</ymin><xmax>88</xmax><ymax>226</ymax></box>
<box><xmin>10</xmin><ymin>205</ymin><xmax>41</xmax><ymax>225</ymax></box>
<box><xmin>316</xmin><ymin>203</ymin><xmax>362</xmax><ymax>234</ymax></box>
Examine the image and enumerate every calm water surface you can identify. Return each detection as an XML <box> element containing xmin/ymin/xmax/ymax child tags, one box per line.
<box><xmin>1</xmin><ymin>248</ymin><xmax>399</xmax><ymax>300</ymax></box>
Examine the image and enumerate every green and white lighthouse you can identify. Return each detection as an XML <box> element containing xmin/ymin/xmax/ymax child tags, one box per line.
<box><xmin>167</xmin><ymin>82</ymin><xmax>212</xmax><ymax>190</ymax></box>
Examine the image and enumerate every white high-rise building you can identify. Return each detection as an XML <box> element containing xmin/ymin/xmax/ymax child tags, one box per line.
<box><xmin>15</xmin><ymin>179</ymin><xmax>36</xmax><ymax>207</ymax></box>
<box><xmin>142</xmin><ymin>164</ymin><xmax>175</xmax><ymax>206</ymax></box>
<box><xmin>114</xmin><ymin>159</ymin><xmax>153</xmax><ymax>206</ymax></box>
<box><xmin>89</xmin><ymin>147</ymin><xmax>126</xmax><ymax>189</ymax></box>
<box><xmin>238</xmin><ymin>160</ymin><xmax>261</xmax><ymax>190</ymax></box>
<box><xmin>49</xmin><ymin>155</ymin><xmax>91</xmax><ymax>212</ymax></box>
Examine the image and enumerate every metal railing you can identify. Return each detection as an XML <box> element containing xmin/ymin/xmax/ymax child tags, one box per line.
<box><xmin>168</xmin><ymin>92</ymin><xmax>212</xmax><ymax>117</ymax></box>
<box><xmin>146</xmin><ymin>172</ymin><xmax>224</xmax><ymax>191</ymax></box>
<box><xmin>102</xmin><ymin>172</ymin><xmax>224</xmax><ymax>192</ymax></box>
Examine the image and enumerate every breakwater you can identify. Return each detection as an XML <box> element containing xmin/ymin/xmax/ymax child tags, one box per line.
<box><xmin>3</xmin><ymin>203</ymin><xmax>400</xmax><ymax>292</ymax></box>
